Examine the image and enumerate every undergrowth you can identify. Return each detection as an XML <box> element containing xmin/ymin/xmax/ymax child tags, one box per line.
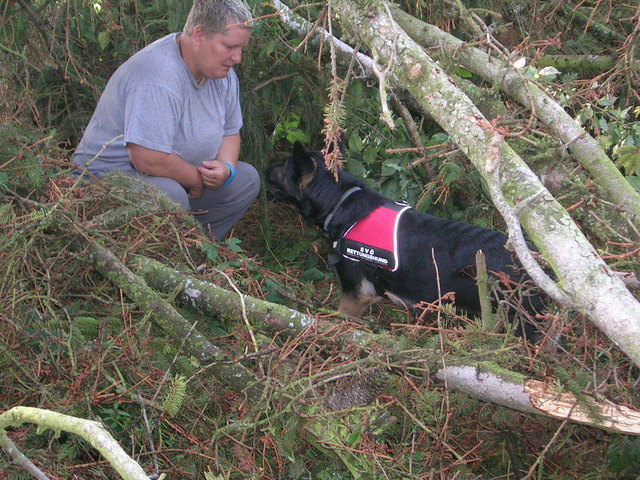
<box><xmin>0</xmin><ymin>147</ymin><xmax>637</xmax><ymax>478</ymax></box>
<box><xmin>2</xmin><ymin>0</ymin><xmax>640</xmax><ymax>478</ymax></box>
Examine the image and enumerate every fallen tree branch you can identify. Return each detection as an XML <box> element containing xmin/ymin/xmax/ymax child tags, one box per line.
<box><xmin>134</xmin><ymin>258</ymin><xmax>640</xmax><ymax>435</ymax></box>
<box><xmin>0</xmin><ymin>407</ymin><xmax>149</xmax><ymax>480</ymax></box>
<box><xmin>536</xmin><ymin>54</ymin><xmax>618</xmax><ymax>73</ymax></box>
<box><xmin>436</xmin><ymin>365</ymin><xmax>640</xmax><ymax>435</ymax></box>
<box><xmin>390</xmin><ymin>6</ymin><xmax>640</xmax><ymax>230</ymax></box>
<box><xmin>83</xmin><ymin>239</ymin><xmax>259</xmax><ymax>395</ymax></box>
<box><xmin>131</xmin><ymin>254</ymin><xmax>378</xmax><ymax>349</ymax></box>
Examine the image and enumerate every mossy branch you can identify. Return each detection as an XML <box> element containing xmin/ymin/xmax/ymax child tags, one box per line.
<box><xmin>0</xmin><ymin>407</ymin><xmax>149</xmax><ymax>480</ymax></box>
<box><xmin>390</xmin><ymin>6</ymin><xmax>640</xmax><ymax>230</ymax></box>
<box><xmin>83</xmin><ymin>239</ymin><xmax>259</xmax><ymax>395</ymax></box>
<box><xmin>132</xmin><ymin>257</ymin><xmax>640</xmax><ymax>435</ymax></box>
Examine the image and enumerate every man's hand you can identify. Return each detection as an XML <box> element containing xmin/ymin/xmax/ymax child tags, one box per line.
<box><xmin>198</xmin><ymin>160</ymin><xmax>232</xmax><ymax>190</ymax></box>
<box><xmin>127</xmin><ymin>144</ymin><xmax>205</xmax><ymax>199</ymax></box>
<box><xmin>187</xmin><ymin>177</ymin><xmax>205</xmax><ymax>199</ymax></box>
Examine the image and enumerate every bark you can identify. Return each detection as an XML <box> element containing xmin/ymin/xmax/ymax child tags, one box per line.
<box><xmin>0</xmin><ymin>407</ymin><xmax>149</xmax><ymax>480</ymax></box>
<box><xmin>536</xmin><ymin>54</ymin><xmax>617</xmax><ymax>73</ymax></box>
<box><xmin>555</xmin><ymin>3</ymin><xmax>626</xmax><ymax>44</ymax></box>
<box><xmin>331</xmin><ymin>0</ymin><xmax>640</xmax><ymax>368</ymax></box>
<box><xmin>84</xmin><ymin>240</ymin><xmax>259</xmax><ymax>394</ymax></box>
<box><xmin>133</xmin><ymin>259</ymin><xmax>640</xmax><ymax>435</ymax></box>
<box><xmin>390</xmin><ymin>6</ymin><xmax>640</xmax><ymax>231</ymax></box>
<box><xmin>453</xmin><ymin>73</ymin><xmax>639</xmax><ymax>245</ymax></box>
<box><xmin>436</xmin><ymin>365</ymin><xmax>640</xmax><ymax>435</ymax></box>
<box><xmin>132</xmin><ymin>255</ymin><xmax>384</xmax><ymax>350</ymax></box>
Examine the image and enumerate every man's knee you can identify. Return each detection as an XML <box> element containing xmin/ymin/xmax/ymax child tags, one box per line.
<box><xmin>234</xmin><ymin>161</ymin><xmax>261</xmax><ymax>201</ymax></box>
<box><xmin>139</xmin><ymin>176</ymin><xmax>190</xmax><ymax>210</ymax></box>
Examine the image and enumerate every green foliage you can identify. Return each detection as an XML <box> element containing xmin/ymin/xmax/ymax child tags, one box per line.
<box><xmin>200</xmin><ymin>240</ymin><xmax>220</xmax><ymax>263</ymax></box>
<box><xmin>96</xmin><ymin>402</ymin><xmax>134</xmax><ymax>437</ymax></box>
<box><xmin>578</xmin><ymin>97</ymin><xmax>640</xmax><ymax>192</ymax></box>
<box><xmin>1</xmin><ymin>1</ymin><xmax>638</xmax><ymax>479</ymax></box>
<box><xmin>0</xmin><ymin>122</ymin><xmax>56</xmax><ymax>193</ymax></box>
<box><xmin>274</xmin><ymin>112</ymin><xmax>312</xmax><ymax>144</ymax></box>
<box><xmin>607</xmin><ymin>436</ymin><xmax>640</xmax><ymax>478</ymax></box>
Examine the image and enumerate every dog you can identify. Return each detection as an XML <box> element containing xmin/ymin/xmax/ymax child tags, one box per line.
<box><xmin>266</xmin><ymin>142</ymin><xmax>547</xmax><ymax>339</ymax></box>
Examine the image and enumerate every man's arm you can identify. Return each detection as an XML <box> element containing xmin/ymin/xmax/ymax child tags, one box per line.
<box><xmin>198</xmin><ymin>134</ymin><xmax>241</xmax><ymax>190</ymax></box>
<box><xmin>127</xmin><ymin>143</ymin><xmax>204</xmax><ymax>198</ymax></box>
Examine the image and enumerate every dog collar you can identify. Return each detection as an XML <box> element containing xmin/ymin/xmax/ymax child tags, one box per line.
<box><xmin>323</xmin><ymin>186</ymin><xmax>362</xmax><ymax>232</ymax></box>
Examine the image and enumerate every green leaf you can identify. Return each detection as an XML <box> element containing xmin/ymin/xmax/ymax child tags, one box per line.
<box><xmin>427</xmin><ymin>133</ymin><xmax>449</xmax><ymax>146</ymax></box>
<box><xmin>348</xmin><ymin>131</ymin><xmax>364</xmax><ymax>152</ymax></box>
<box><xmin>614</xmin><ymin>145</ymin><xmax>640</xmax><ymax>175</ymax></box>
<box><xmin>346</xmin><ymin>432</ymin><xmax>360</xmax><ymax>446</ymax></box>
<box><xmin>345</xmin><ymin>158</ymin><xmax>366</xmax><ymax>177</ymax></box>
<box><xmin>226</xmin><ymin>237</ymin><xmax>243</xmax><ymax>253</ymax></box>
<box><xmin>454</xmin><ymin>66</ymin><xmax>473</xmax><ymax>78</ymax></box>
<box><xmin>300</xmin><ymin>267</ymin><xmax>326</xmax><ymax>282</ymax></box>
<box><xmin>381</xmin><ymin>158</ymin><xmax>403</xmax><ymax>176</ymax></box>
<box><xmin>263</xmin><ymin>278</ymin><xmax>284</xmax><ymax>303</ymax></box>
<box><xmin>363</xmin><ymin>145</ymin><xmax>377</xmax><ymax>165</ymax></box>
<box><xmin>201</xmin><ymin>242</ymin><xmax>219</xmax><ymax>262</ymax></box>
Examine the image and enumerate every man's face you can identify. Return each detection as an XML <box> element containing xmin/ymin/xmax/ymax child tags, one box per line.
<box><xmin>196</xmin><ymin>25</ymin><xmax>251</xmax><ymax>79</ymax></box>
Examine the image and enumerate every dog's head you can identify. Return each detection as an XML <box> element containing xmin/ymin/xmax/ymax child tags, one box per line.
<box><xmin>265</xmin><ymin>142</ymin><xmax>363</xmax><ymax>228</ymax></box>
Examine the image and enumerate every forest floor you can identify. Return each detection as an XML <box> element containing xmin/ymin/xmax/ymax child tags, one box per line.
<box><xmin>1</xmin><ymin>162</ymin><xmax>638</xmax><ymax>479</ymax></box>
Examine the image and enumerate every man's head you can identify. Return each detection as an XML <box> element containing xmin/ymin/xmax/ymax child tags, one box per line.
<box><xmin>183</xmin><ymin>0</ymin><xmax>252</xmax><ymax>36</ymax></box>
<box><xmin>181</xmin><ymin>0</ymin><xmax>253</xmax><ymax>81</ymax></box>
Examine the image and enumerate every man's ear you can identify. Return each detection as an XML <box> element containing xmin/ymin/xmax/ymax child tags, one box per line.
<box><xmin>192</xmin><ymin>24</ymin><xmax>205</xmax><ymax>45</ymax></box>
<box><xmin>292</xmin><ymin>142</ymin><xmax>317</xmax><ymax>187</ymax></box>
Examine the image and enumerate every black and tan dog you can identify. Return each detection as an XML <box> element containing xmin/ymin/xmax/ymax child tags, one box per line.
<box><xmin>266</xmin><ymin>142</ymin><xmax>547</xmax><ymax>339</ymax></box>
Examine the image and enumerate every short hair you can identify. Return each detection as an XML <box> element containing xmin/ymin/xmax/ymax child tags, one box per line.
<box><xmin>183</xmin><ymin>0</ymin><xmax>252</xmax><ymax>35</ymax></box>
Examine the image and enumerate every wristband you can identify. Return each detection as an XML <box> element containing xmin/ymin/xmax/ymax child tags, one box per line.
<box><xmin>222</xmin><ymin>162</ymin><xmax>236</xmax><ymax>187</ymax></box>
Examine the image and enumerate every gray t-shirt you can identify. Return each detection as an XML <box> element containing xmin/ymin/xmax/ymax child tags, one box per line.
<box><xmin>71</xmin><ymin>33</ymin><xmax>243</xmax><ymax>176</ymax></box>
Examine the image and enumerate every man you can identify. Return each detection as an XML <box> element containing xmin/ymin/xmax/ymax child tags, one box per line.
<box><xmin>72</xmin><ymin>0</ymin><xmax>260</xmax><ymax>239</ymax></box>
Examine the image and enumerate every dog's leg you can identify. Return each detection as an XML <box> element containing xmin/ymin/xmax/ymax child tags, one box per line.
<box><xmin>338</xmin><ymin>292</ymin><xmax>378</xmax><ymax>317</ymax></box>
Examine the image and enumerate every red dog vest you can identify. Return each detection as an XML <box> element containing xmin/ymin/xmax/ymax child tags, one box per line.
<box><xmin>339</xmin><ymin>203</ymin><xmax>411</xmax><ymax>271</ymax></box>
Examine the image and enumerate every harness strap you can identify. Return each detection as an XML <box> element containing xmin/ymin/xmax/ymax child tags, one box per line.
<box><xmin>322</xmin><ymin>186</ymin><xmax>362</xmax><ymax>232</ymax></box>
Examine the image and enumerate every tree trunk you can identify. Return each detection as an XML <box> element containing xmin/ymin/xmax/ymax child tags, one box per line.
<box><xmin>331</xmin><ymin>0</ymin><xmax>640</xmax><ymax>368</ymax></box>
<box><xmin>390</xmin><ymin>6</ymin><xmax>640</xmax><ymax>230</ymax></box>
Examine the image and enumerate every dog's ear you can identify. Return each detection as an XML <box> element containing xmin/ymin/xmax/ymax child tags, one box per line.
<box><xmin>292</xmin><ymin>141</ymin><xmax>317</xmax><ymax>188</ymax></box>
<box><xmin>293</xmin><ymin>141</ymin><xmax>307</xmax><ymax>158</ymax></box>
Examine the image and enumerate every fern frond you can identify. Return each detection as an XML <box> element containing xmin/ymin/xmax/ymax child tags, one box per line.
<box><xmin>0</xmin><ymin>202</ymin><xmax>15</xmax><ymax>224</ymax></box>
<box><xmin>0</xmin><ymin>172</ymin><xmax>9</xmax><ymax>194</ymax></box>
<box><xmin>73</xmin><ymin>316</ymin><xmax>100</xmax><ymax>337</ymax></box>
<box><xmin>162</xmin><ymin>374</ymin><xmax>187</xmax><ymax>417</ymax></box>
